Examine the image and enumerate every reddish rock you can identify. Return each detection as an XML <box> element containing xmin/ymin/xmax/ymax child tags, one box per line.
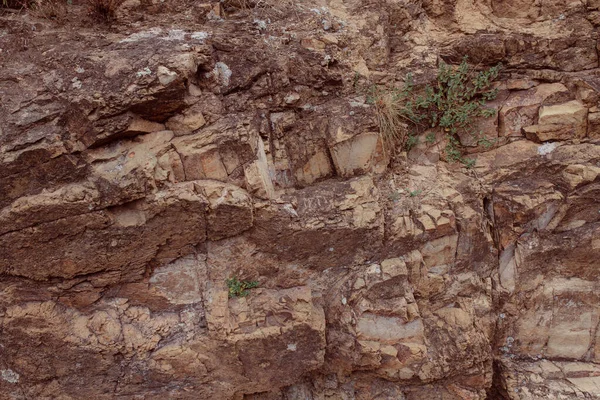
<box><xmin>1</xmin><ymin>1</ymin><xmax>599</xmax><ymax>399</ymax></box>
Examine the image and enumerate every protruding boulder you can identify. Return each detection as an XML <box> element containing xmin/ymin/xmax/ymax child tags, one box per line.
<box><xmin>587</xmin><ymin>110</ymin><xmax>600</xmax><ymax>138</ymax></box>
<box><xmin>165</xmin><ymin>103</ymin><xmax>207</xmax><ymax>135</ymax></box>
<box><xmin>329</xmin><ymin>132</ymin><xmax>385</xmax><ymax>177</ymax></box>
<box><xmin>524</xmin><ymin>100</ymin><xmax>588</xmax><ymax>141</ymax></box>
<box><xmin>0</xmin><ymin>183</ymin><xmax>208</xmax><ymax>281</ymax></box>
<box><xmin>499</xmin><ymin>83</ymin><xmax>570</xmax><ymax>137</ymax></box>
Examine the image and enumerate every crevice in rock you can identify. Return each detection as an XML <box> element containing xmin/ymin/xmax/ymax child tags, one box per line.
<box><xmin>487</xmin><ymin>359</ymin><xmax>509</xmax><ymax>400</ymax></box>
<box><xmin>171</xmin><ymin>143</ymin><xmax>188</xmax><ymax>181</ymax></box>
<box><xmin>223</xmin><ymin>69</ymin><xmax>270</xmax><ymax>96</ymax></box>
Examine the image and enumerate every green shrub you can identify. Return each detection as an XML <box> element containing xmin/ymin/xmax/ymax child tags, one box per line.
<box><xmin>370</xmin><ymin>57</ymin><xmax>501</xmax><ymax>167</ymax></box>
<box><xmin>227</xmin><ymin>276</ymin><xmax>259</xmax><ymax>298</ymax></box>
<box><xmin>425</xmin><ymin>132</ymin><xmax>436</xmax><ymax>144</ymax></box>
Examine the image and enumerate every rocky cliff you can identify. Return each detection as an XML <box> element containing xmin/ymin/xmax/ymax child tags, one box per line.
<box><xmin>1</xmin><ymin>0</ymin><xmax>599</xmax><ymax>399</ymax></box>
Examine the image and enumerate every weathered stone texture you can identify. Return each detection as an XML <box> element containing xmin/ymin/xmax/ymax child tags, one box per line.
<box><xmin>1</xmin><ymin>0</ymin><xmax>600</xmax><ymax>398</ymax></box>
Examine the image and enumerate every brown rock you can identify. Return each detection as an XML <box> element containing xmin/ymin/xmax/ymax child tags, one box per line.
<box><xmin>301</xmin><ymin>38</ymin><xmax>326</xmax><ymax>51</ymax></box>
<box><xmin>329</xmin><ymin>132</ymin><xmax>384</xmax><ymax>177</ymax></box>
<box><xmin>499</xmin><ymin>83</ymin><xmax>570</xmax><ymax>137</ymax></box>
<box><xmin>165</xmin><ymin>103</ymin><xmax>207</xmax><ymax>135</ymax></box>
<box><xmin>294</xmin><ymin>150</ymin><xmax>333</xmax><ymax>185</ymax></box>
<box><xmin>2</xmin><ymin>2</ymin><xmax>600</xmax><ymax>399</ymax></box>
<box><xmin>193</xmin><ymin>180</ymin><xmax>254</xmax><ymax>241</ymax></box>
<box><xmin>491</xmin><ymin>0</ymin><xmax>537</xmax><ymax>19</ymax></box>
<box><xmin>126</xmin><ymin>118</ymin><xmax>166</xmax><ymax>135</ymax></box>
<box><xmin>0</xmin><ymin>183</ymin><xmax>208</xmax><ymax>281</ymax></box>
<box><xmin>525</xmin><ymin>100</ymin><xmax>588</xmax><ymax>141</ymax></box>
<box><xmin>588</xmin><ymin>111</ymin><xmax>600</xmax><ymax>138</ymax></box>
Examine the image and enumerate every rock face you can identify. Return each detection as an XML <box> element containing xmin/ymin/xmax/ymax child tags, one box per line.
<box><xmin>0</xmin><ymin>0</ymin><xmax>599</xmax><ymax>399</ymax></box>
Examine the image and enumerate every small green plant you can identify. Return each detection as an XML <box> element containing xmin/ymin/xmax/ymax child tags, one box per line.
<box><xmin>405</xmin><ymin>134</ymin><xmax>418</xmax><ymax>151</ymax></box>
<box><xmin>388</xmin><ymin>191</ymin><xmax>401</xmax><ymax>202</ymax></box>
<box><xmin>463</xmin><ymin>158</ymin><xmax>476</xmax><ymax>169</ymax></box>
<box><xmin>425</xmin><ymin>132</ymin><xmax>436</xmax><ymax>144</ymax></box>
<box><xmin>407</xmin><ymin>189</ymin><xmax>422</xmax><ymax>197</ymax></box>
<box><xmin>477</xmin><ymin>135</ymin><xmax>497</xmax><ymax>149</ymax></box>
<box><xmin>445</xmin><ymin>137</ymin><xmax>476</xmax><ymax>168</ymax></box>
<box><xmin>371</xmin><ymin>57</ymin><xmax>501</xmax><ymax>166</ymax></box>
<box><xmin>227</xmin><ymin>277</ymin><xmax>259</xmax><ymax>298</ymax></box>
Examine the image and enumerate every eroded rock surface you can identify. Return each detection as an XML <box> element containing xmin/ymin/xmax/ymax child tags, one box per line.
<box><xmin>1</xmin><ymin>0</ymin><xmax>599</xmax><ymax>399</ymax></box>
